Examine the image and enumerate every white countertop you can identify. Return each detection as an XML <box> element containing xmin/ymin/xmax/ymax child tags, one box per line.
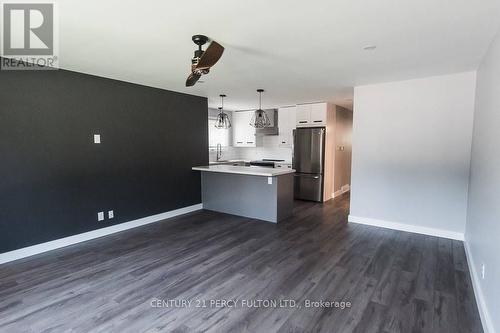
<box><xmin>192</xmin><ymin>165</ymin><xmax>295</xmax><ymax>177</ymax></box>
<box><xmin>208</xmin><ymin>159</ymin><xmax>249</xmax><ymax>165</ymax></box>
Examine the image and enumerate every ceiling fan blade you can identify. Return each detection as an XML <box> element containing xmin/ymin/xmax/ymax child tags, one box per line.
<box><xmin>195</xmin><ymin>41</ymin><xmax>224</xmax><ymax>70</ymax></box>
<box><xmin>186</xmin><ymin>72</ymin><xmax>201</xmax><ymax>87</ymax></box>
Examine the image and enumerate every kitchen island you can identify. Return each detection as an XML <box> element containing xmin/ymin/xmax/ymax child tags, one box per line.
<box><xmin>192</xmin><ymin>165</ymin><xmax>295</xmax><ymax>223</ymax></box>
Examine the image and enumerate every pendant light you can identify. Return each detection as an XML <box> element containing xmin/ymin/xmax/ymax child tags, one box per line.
<box><xmin>250</xmin><ymin>89</ymin><xmax>271</xmax><ymax>128</ymax></box>
<box><xmin>215</xmin><ymin>94</ymin><xmax>231</xmax><ymax>129</ymax></box>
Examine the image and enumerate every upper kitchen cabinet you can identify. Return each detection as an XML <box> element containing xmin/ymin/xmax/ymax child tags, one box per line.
<box><xmin>232</xmin><ymin>111</ymin><xmax>261</xmax><ymax>147</ymax></box>
<box><xmin>296</xmin><ymin>104</ymin><xmax>311</xmax><ymax>126</ymax></box>
<box><xmin>278</xmin><ymin>106</ymin><xmax>296</xmax><ymax>147</ymax></box>
<box><xmin>296</xmin><ymin>102</ymin><xmax>328</xmax><ymax>127</ymax></box>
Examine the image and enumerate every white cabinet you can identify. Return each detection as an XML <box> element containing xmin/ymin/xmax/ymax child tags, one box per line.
<box><xmin>278</xmin><ymin>106</ymin><xmax>296</xmax><ymax>147</ymax></box>
<box><xmin>275</xmin><ymin>162</ymin><xmax>293</xmax><ymax>169</ymax></box>
<box><xmin>296</xmin><ymin>104</ymin><xmax>311</xmax><ymax>126</ymax></box>
<box><xmin>232</xmin><ymin>111</ymin><xmax>245</xmax><ymax>146</ymax></box>
<box><xmin>296</xmin><ymin>103</ymin><xmax>328</xmax><ymax>127</ymax></box>
<box><xmin>232</xmin><ymin>111</ymin><xmax>259</xmax><ymax>147</ymax></box>
<box><xmin>310</xmin><ymin>103</ymin><xmax>327</xmax><ymax>125</ymax></box>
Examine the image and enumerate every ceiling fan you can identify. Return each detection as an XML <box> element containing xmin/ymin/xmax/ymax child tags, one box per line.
<box><xmin>186</xmin><ymin>35</ymin><xmax>224</xmax><ymax>87</ymax></box>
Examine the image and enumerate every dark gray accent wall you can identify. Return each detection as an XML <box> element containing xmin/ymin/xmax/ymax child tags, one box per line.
<box><xmin>0</xmin><ymin>64</ymin><xmax>208</xmax><ymax>253</ymax></box>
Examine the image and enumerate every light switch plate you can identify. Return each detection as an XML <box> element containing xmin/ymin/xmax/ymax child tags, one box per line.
<box><xmin>97</xmin><ymin>212</ymin><xmax>104</xmax><ymax>221</ymax></box>
<box><xmin>94</xmin><ymin>134</ymin><xmax>101</xmax><ymax>144</ymax></box>
<box><xmin>268</xmin><ymin>177</ymin><xmax>273</xmax><ymax>185</ymax></box>
<box><xmin>108</xmin><ymin>210</ymin><xmax>114</xmax><ymax>219</ymax></box>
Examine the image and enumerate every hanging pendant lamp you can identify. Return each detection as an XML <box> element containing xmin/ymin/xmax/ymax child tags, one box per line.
<box><xmin>215</xmin><ymin>94</ymin><xmax>231</xmax><ymax>129</ymax></box>
<box><xmin>250</xmin><ymin>89</ymin><xmax>271</xmax><ymax>128</ymax></box>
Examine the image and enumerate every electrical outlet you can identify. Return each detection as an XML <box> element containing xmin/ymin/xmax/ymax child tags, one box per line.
<box><xmin>481</xmin><ymin>264</ymin><xmax>486</xmax><ymax>279</ymax></box>
<box><xmin>267</xmin><ymin>177</ymin><xmax>273</xmax><ymax>185</ymax></box>
<box><xmin>93</xmin><ymin>134</ymin><xmax>101</xmax><ymax>144</ymax></box>
<box><xmin>97</xmin><ymin>212</ymin><xmax>104</xmax><ymax>221</ymax></box>
<box><xmin>108</xmin><ymin>210</ymin><xmax>114</xmax><ymax>219</ymax></box>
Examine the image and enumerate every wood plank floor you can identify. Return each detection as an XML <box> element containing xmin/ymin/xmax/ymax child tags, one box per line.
<box><xmin>0</xmin><ymin>194</ymin><xmax>483</xmax><ymax>332</ymax></box>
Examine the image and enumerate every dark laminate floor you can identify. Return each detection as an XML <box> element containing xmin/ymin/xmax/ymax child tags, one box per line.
<box><xmin>0</xmin><ymin>194</ymin><xmax>482</xmax><ymax>333</ymax></box>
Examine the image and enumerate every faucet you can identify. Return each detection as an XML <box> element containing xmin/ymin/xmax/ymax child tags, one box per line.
<box><xmin>216</xmin><ymin>143</ymin><xmax>223</xmax><ymax>161</ymax></box>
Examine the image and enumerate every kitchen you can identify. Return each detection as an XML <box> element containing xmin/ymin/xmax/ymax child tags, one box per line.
<box><xmin>193</xmin><ymin>92</ymin><xmax>353</xmax><ymax>223</ymax></box>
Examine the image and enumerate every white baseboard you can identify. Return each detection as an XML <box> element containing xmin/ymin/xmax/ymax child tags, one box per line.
<box><xmin>0</xmin><ymin>203</ymin><xmax>202</xmax><ymax>265</ymax></box>
<box><xmin>332</xmin><ymin>184</ymin><xmax>350</xmax><ymax>198</ymax></box>
<box><xmin>464</xmin><ymin>241</ymin><xmax>495</xmax><ymax>333</ymax></box>
<box><xmin>348</xmin><ymin>215</ymin><xmax>464</xmax><ymax>241</ymax></box>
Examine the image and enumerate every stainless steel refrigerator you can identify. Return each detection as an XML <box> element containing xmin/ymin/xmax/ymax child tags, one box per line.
<box><xmin>292</xmin><ymin>127</ymin><xmax>325</xmax><ymax>202</ymax></box>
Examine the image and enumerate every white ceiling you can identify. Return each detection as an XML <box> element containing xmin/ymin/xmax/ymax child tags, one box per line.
<box><xmin>56</xmin><ymin>0</ymin><xmax>500</xmax><ymax>110</ymax></box>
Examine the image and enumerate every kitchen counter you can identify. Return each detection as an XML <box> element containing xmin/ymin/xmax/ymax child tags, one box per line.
<box><xmin>192</xmin><ymin>165</ymin><xmax>295</xmax><ymax>177</ymax></box>
<box><xmin>192</xmin><ymin>165</ymin><xmax>295</xmax><ymax>223</ymax></box>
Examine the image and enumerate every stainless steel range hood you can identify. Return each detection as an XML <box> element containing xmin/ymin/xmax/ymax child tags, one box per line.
<box><xmin>255</xmin><ymin>109</ymin><xmax>279</xmax><ymax>136</ymax></box>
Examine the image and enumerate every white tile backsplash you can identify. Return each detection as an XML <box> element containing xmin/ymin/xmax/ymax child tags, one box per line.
<box><xmin>235</xmin><ymin>147</ymin><xmax>292</xmax><ymax>162</ymax></box>
<box><xmin>208</xmin><ymin>146</ymin><xmax>240</xmax><ymax>162</ymax></box>
<box><xmin>208</xmin><ymin>144</ymin><xmax>292</xmax><ymax>162</ymax></box>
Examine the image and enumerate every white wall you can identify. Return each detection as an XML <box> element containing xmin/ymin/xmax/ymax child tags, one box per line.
<box><xmin>350</xmin><ymin>72</ymin><xmax>476</xmax><ymax>239</ymax></box>
<box><xmin>465</xmin><ymin>30</ymin><xmax>500</xmax><ymax>333</ymax></box>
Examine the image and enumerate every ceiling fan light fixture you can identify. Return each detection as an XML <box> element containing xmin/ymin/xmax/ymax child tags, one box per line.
<box><xmin>250</xmin><ymin>89</ymin><xmax>271</xmax><ymax>128</ymax></box>
<box><xmin>215</xmin><ymin>94</ymin><xmax>231</xmax><ymax>129</ymax></box>
<box><xmin>185</xmin><ymin>35</ymin><xmax>225</xmax><ymax>87</ymax></box>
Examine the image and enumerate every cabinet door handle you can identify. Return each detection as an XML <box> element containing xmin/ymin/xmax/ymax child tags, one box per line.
<box><xmin>247</xmin><ymin>141</ymin><xmax>254</xmax><ymax>144</ymax></box>
<box><xmin>236</xmin><ymin>141</ymin><xmax>243</xmax><ymax>144</ymax></box>
<box><xmin>299</xmin><ymin>121</ymin><xmax>308</xmax><ymax>124</ymax></box>
<box><xmin>313</xmin><ymin>120</ymin><xmax>323</xmax><ymax>123</ymax></box>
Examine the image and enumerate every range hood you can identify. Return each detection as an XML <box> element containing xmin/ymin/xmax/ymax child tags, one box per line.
<box><xmin>255</xmin><ymin>109</ymin><xmax>279</xmax><ymax>136</ymax></box>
